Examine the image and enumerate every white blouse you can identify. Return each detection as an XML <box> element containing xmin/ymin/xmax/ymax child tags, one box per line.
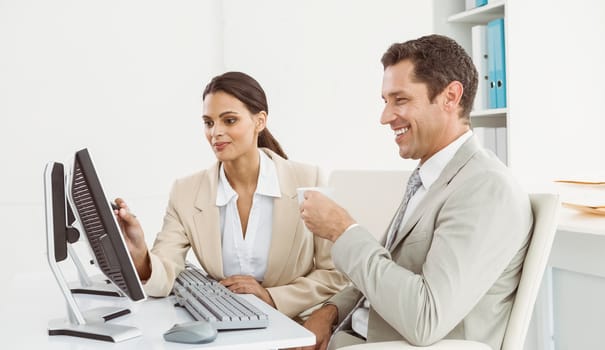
<box><xmin>216</xmin><ymin>150</ymin><xmax>281</xmax><ymax>281</ymax></box>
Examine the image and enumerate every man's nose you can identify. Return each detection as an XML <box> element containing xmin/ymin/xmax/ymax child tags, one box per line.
<box><xmin>380</xmin><ymin>105</ymin><xmax>395</xmax><ymax>125</ymax></box>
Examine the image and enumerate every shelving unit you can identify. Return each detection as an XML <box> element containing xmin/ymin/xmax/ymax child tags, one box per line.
<box><xmin>433</xmin><ymin>0</ymin><xmax>508</xmax><ymax>164</ymax></box>
<box><xmin>447</xmin><ymin>1</ymin><xmax>505</xmax><ymax>23</ymax></box>
<box><xmin>470</xmin><ymin>107</ymin><xmax>506</xmax><ymax>128</ymax></box>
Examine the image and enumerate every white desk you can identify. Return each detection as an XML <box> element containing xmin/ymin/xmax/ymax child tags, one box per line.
<box><xmin>3</xmin><ymin>271</ymin><xmax>315</xmax><ymax>349</ymax></box>
<box><xmin>551</xmin><ymin>207</ymin><xmax>605</xmax><ymax>278</ymax></box>
<box><xmin>529</xmin><ymin>207</ymin><xmax>605</xmax><ymax>350</ymax></box>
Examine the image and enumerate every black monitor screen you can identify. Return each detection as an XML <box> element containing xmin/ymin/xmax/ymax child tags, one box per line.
<box><xmin>69</xmin><ymin>148</ymin><xmax>145</xmax><ymax>302</ymax></box>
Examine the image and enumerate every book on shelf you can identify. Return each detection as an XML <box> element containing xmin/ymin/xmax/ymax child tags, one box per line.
<box><xmin>487</xmin><ymin>18</ymin><xmax>507</xmax><ymax>108</ymax></box>
<box><xmin>471</xmin><ymin>25</ymin><xmax>489</xmax><ymax>111</ymax></box>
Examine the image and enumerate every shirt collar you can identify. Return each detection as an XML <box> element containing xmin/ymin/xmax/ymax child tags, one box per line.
<box><xmin>256</xmin><ymin>149</ymin><xmax>282</xmax><ymax>198</ymax></box>
<box><xmin>418</xmin><ymin>130</ymin><xmax>473</xmax><ymax>190</ymax></box>
<box><xmin>216</xmin><ymin>149</ymin><xmax>281</xmax><ymax>207</ymax></box>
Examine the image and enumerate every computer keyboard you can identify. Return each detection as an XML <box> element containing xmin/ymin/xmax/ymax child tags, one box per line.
<box><xmin>172</xmin><ymin>264</ymin><xmax>269</xmax><ymax>330</ymax></box>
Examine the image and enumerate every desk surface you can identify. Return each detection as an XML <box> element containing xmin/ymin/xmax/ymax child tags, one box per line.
<box><xmin>3</xmin><ymin>272</ymin><xmax>315</xmax><ymax>349</ymax></box>
<box><xmin>548</xmin><ymin>207</ymin><xmax>605</xmax><ymax>279</ymax></box>
<box><xmin>557</xmin><ymin>206</ymin><xmax>605</xmax><ymax>236</ymax></box>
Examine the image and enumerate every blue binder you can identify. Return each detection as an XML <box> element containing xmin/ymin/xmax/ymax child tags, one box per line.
<box><xmin>476</xmin><ymin>0</ymin><xmax>488</xmax><ymax>7</ymax></box>
<box><xmin>487</xmin><ymin>20</ymin><xmax>498</xmax><ymax>108</ymax></box>
<box><xmin>487</xmin><ymin>18</ymin><xmax>507</xmax><ymax>108</ymax></box>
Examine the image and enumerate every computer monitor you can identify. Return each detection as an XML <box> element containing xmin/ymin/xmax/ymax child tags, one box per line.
<box><xmin>44</xmin><ymin>148</ymin><xmax>146</xmax><ymax>342</ymax></box>
<box><xmin>46</xmin><ymin>160</ymin><xmax>124</xmax><ymax>298</ymax></box>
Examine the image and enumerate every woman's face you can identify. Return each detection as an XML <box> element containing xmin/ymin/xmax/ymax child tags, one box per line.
<box><xmin>202</xmin><ymin>91</ymin><xmax>266</xmax><ymax>162</ymax></box>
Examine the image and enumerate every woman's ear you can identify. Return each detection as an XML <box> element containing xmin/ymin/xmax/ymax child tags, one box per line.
<box><xmin>255</xmin><ymin>111</ymin><xmax>267</xmax><ymax>132</ymax></box>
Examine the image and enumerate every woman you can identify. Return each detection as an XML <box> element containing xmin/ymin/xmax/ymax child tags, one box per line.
<box><xmin>115</xmin><ymin>71</ymin><xmax>348</xmax><ymax>319</ymax></box>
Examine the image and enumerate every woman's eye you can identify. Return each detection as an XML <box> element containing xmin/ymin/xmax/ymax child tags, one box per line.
<box><xmin>203</xmin><ymin>120</ymin><xmax>213</xmax><ymax>127</ymax></box>
<box><xmin>225</xmin><ymin>118</ymin><xmax>237</xmax><ymax>125</ymax></box>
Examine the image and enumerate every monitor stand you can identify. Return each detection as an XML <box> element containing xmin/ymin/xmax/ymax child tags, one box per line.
<box><xmin>48</xmin><ymin>306</ymin><xmax>140</xmax><ymax>342</ymax></box>
<box><xmin>44</xmin><ymin>162</ymin><xmax>140</xmax><ymax>342</ymax></box>
<box><xmin>67</xmin><ymin>245</ymin><xmax>124</xmax><ymax>298</ymax></box>
<box><xmin>46</xmin><ymin>243</ymin><xmax>141</xmax><ymax>342</ymax></box>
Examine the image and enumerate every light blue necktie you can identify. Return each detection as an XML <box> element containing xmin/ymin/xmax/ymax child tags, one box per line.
<box><xmin>385</xmin><ymin>168</ymin><xmax>422</xmax><ymax>250</ymax></box>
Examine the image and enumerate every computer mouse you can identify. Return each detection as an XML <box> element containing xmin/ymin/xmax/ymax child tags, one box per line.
<box><xmin>163</xmin><ymin>320</ymin><xmax>218</xmax><ymax>344</ymax></box>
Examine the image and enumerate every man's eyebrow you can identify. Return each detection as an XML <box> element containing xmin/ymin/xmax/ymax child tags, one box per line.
<box><xmin>382</xmin><ymin>90</ymin><xmax>407</xmax><ymax>99</ymax></box>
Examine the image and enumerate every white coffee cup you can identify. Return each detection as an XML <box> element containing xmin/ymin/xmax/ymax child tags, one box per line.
<box><xmin>296</xmin><ymin>187</ymin><xmax>335</xmax><ymax>205</ymax></box>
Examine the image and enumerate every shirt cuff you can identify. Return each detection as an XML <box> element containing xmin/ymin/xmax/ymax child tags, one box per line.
<box><xmin>335</xmin><ymin>223</ymin><xmax>359</xmax><ymax>243</ymax></box>
<box><xmin>343</xmin><ymin>223</ymin><xmax>359</xmax><ymax>235</ymax></box>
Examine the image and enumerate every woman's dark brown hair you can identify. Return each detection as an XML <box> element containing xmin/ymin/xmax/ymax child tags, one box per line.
<box><xmin>202</xmin><ymin>71</ymin><xmax>287</xmax><ymax>159</ymax></box>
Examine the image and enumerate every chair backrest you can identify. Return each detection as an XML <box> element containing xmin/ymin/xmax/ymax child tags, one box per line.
<box><xmin>328</xmin><ymin>170</ymin><xmax>410</xmax><ymax>241</ymax></box>
<box><xmin>502</xmin><ymin>193</ymin><xmax>560</xmax><ymax>350</ymax></box>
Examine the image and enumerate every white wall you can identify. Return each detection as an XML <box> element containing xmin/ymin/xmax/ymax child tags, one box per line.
<box><xmin>0</xmin><ymin>0</ymin><xmax>224</xmax><ymax>280</ymax></box>
<box><xmin>220</xmin><ymin>0</ymin><xmax>431</xmax><ymax>173</ymax></box>
<box><xmin>507</xmin><ymin>0</ymin><xmax>605</xmax><ymax>185</ymax></box>
<box><xmin>0</xmin><ymin>0</ymin><xmax>431</xmax><ymax>283</ymax></box>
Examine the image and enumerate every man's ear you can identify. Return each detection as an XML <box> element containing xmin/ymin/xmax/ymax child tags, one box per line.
<box><xmin>442</xmin><ymin>81</ymin><xmax>464</xmax><ymax>111</ymax></box>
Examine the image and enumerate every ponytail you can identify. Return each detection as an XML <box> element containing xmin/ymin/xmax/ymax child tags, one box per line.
<box><xmin>258</xmin><ymin>129</ymin><xmax>287</xmax><ymax>159</ymax></box>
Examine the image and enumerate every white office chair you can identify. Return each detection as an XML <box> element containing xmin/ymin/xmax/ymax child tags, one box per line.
<box><xmin>338</xmin><ymin>193</ymin><xmax>560</xmax><ymax>350</ymax></box>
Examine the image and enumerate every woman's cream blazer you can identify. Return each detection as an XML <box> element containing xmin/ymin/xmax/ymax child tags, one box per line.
<box><xmin>143</xmin><ymin>148</ymin><xmax>348</xmax><ymax>318</ymax></box>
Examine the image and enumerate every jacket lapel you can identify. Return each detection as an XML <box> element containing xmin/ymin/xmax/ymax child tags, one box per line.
<box><xmin>192</xmin><ymin>162</ymin><xmax>225</xmax><ymax>279</ymax></box>
<box><xmin>262</xmin><ymin>149</ymin><xmax>300</xmax><ymax>286</ymax></box>
<box><xmin>389</xmin><ymin>136</ymin><xmax>482</xmax><ymax>251</ymax></box>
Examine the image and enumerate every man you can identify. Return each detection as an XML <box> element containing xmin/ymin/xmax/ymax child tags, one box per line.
<box><xmin>298</xmin><ymin>34</ymin><xmax>533</xmax><ymax>350</ymax></box>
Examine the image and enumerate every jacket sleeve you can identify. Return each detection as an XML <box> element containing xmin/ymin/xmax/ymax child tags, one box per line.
<box><xmin>142</xmin><ymin>181</ymin><xmax>191</xmax><ymax>297</ymax></box>
<box><xmin>326</xmin><ymin>285</ymin><xmax>364</xmax><ymax>324</ymax></box>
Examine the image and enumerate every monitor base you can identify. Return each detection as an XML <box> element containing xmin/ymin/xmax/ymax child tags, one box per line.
<box><xmin>48</xmin><ymin>307</ymin><xmax>141</xmax><ymax>342</ymax></box>
<box><xmin>69</xmin><ymin>276</ymin><xmax>125</xmax><ymax>298</ymax></box>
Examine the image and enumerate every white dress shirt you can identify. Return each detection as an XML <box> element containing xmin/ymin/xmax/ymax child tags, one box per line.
<box><xmin>216</xmin><ymin>149</ymin><xmax>281</xmax><ymax>281</ymax></box>
<box><xmin>351</xmin><ymin>130</ymin><xmax>474</xmax><ymax>338</ymax></box>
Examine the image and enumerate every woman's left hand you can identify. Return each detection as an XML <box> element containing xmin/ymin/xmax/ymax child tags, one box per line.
<box><xmin>220</xmin><ymin>275</ymin><xmax>276</xmax><ymax>308</ymax></box>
